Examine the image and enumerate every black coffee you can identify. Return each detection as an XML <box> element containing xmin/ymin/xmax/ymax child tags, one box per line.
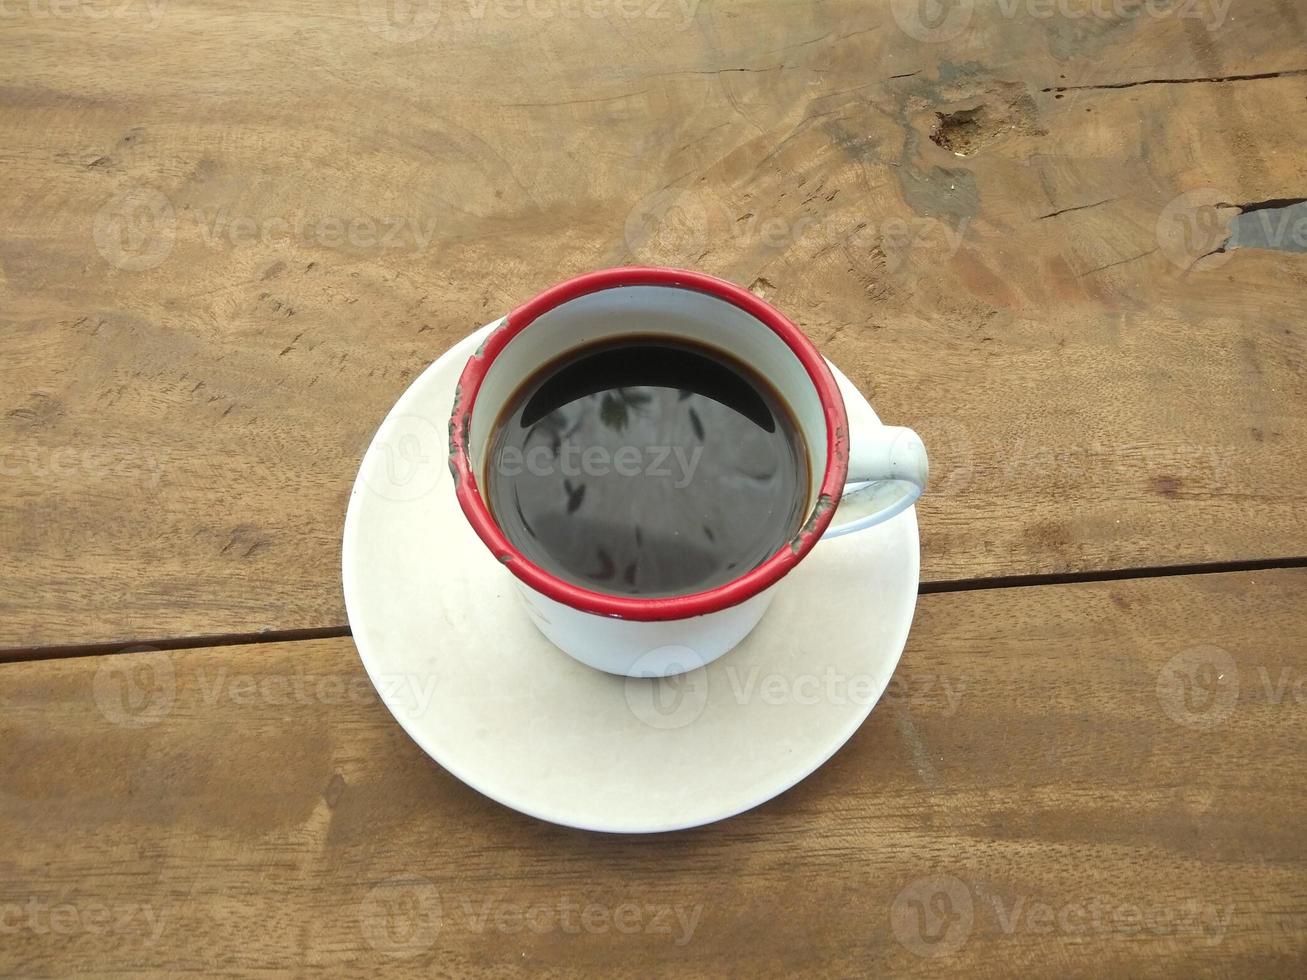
<box><xmin>485</xmin><ymin>336</ymin><xmax>808</xmax><ymax>597</ymax></box>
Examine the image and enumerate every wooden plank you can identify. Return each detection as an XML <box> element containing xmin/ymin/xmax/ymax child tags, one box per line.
<box><xmin>2</xmin><ymin>2</ymin><xmax>1306</xmax><ymax>645</ymax></box>
<box><xmin>1</xmin><ymin>569</ymin><xmax>1305</xmax><ymax>976</ymax></box>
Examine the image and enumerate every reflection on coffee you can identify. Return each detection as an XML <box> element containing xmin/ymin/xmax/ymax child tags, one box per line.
<box><xmin>485</xmin><ymin>337</ymin><xmax>808</xmax><ymax>597</ymax></box>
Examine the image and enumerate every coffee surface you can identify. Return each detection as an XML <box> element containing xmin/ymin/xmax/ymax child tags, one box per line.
<box><xmin>485</xmin><ymin>337</ymin><xmax>808</xmax><ymax>597</ymax></box>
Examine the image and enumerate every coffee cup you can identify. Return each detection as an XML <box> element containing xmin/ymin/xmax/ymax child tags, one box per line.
<box><xmin>448</xmin><ymin>267</ymin><xmax>927</xmax><ymax>677</ymax></box>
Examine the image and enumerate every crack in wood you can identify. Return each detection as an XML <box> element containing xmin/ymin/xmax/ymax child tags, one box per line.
<box><xmin>1043</xmin><ymin>68</ymin><xmax>1307</xmax><ymax>92</ymax></box>
<box><xmin>1217</xmin><ymin>197</ymin><xmax>1307</xmax><ymax>213</ymax></box>
<box><xmin>1038</xmin><ymin>197</ymin><xmax>1118</xmax><ymax>220</ymax></box>
<box><xmin>1077</xmin><ymin>248</ymin><xmax>1158</xmax><ymax>278</ymax></box>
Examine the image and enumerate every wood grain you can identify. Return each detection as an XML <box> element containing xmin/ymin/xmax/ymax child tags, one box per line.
<box><xmin>2</xmin><ymin>1</ymin><xmax>1306</xmax><ymax>646</ymax></box>
<box><xmin>1</xmin><ymin>569</ymin><xmax>1305</xmax><ymax>976</ymax></box>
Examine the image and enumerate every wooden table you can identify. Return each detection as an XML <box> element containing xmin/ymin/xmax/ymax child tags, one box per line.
<box><xmin>2</xmin><ymin>0</ymin><xmax>1304</xmax><ymax>974</ymax></box>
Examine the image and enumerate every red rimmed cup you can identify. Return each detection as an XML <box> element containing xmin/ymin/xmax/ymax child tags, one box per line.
<box><xmin>449</xmin><ymin>267</ymin><xmax>927</xmax><ymax>677</ymax></box>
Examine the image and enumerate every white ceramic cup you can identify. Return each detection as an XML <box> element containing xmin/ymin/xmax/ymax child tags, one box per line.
<box><xmin>449</xmin><ymin>268</ymin><xmax>927</xmax><ymax>677</ymax></box>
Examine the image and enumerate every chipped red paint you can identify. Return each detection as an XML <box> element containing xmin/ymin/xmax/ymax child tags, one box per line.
<box><xmin>448</xmin><ymin>267</ymin><xmax>850</xmax><ymax>622</ymax></box>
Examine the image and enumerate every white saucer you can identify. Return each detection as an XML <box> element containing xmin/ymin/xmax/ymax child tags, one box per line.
<box><xmin>342</xmin><ymin>322</ymin><xmax>920</xmax><ymax>833</ymax></box>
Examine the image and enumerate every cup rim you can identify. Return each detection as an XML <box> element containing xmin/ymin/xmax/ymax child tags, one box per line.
<box><xmin>447</xmin><ymin>266</ymin><xmax>850</xmax><ymax>622</ymax></box>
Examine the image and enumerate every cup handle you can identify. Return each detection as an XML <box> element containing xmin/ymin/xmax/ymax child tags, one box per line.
<box><xmin>821</xmin><ymin>372</ymin><xmax>928</xmax><ymax>539</ymax></box>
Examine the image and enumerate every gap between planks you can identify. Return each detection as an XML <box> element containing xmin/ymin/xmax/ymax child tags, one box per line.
<box><xmin>2</xmin><ymin>556</ymin><xmax>1306</xmax><ymax>666</ymax></box>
